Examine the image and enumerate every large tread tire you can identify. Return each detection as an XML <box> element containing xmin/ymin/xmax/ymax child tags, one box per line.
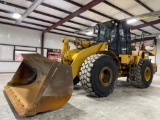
<box><xmin>129</xmin><ymin>59</ymin><xmax>153</xmax><ymax>88</ymax></box>
<box><xmin>79</xmin><ymin>54</ymin><xmax>118</xmax><ymax>97</ymax></box>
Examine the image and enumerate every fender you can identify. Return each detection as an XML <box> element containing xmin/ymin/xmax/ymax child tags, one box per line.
<box><xmin>97</xmin><ymin>50</ymin><xmax>121</xmax><ymax>71</ymax></box>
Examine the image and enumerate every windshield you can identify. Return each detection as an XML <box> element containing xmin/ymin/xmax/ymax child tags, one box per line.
<box><xmin>99</xmin><ymin>25</ymin><xmax>106</xmax><ymax>42</ymax></box>
<box><xmin>97</xmin><ymin>21</ymin><xmax>117</xmax><ymax>43</ymax></box>
<box><xmin>96</xmin><ymin>20</ymin><xmax>132</xmax><ymax>55</ymax></box>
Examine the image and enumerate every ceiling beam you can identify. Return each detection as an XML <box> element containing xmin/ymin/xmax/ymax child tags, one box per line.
<box><xmin>131</xmin><ymin>37</ymin><xmax>156</xmax><ymax>43</ymax></box>
<box><xmin>43</xmin><ymin>0</ymin><xmax>105</xmax><ymax>33</ymax></box>
<box><xmin>65</xmin><ymin>1</ymin><xmax>139</xmax><ymax>36</ymax></box>
<box><xmin>0</xmin><ymin>21</ymin><xmax>43</xmax><ymax>31</ymax></box>
<box><xmin>0</xmin><ymin>8</ymin><xmax>137</xmax><ymax>36</ymax></box>
<box><xmin>0</xmin><ymin>21</ymin><xmax>89</xmax><ymax>40</ymax></box>
<box><xmin>0</xmin><ymin>19</ymin><xmax>155</xmax><ymax>42</ymax></box>
<box><xmin>0</xmin><ymin>8</ymin><xmax>80</xmax><ymax>31</ymax></box>
<box><xmin>27</xmin><ymin>16</ymin><xmax>80</xmax><ymax>30</ymax></box>
<box><xmin>65</xmin><ymin>0</ymin><xmax>114</xmax><ymax>20</ymax></box>
<box><xmin>66</xmin><ymin>0</ymin><xmax>151</xmax><ymax>34</ymax></box>
<box><xmin>0</xmin><ymin>1</ymin><xmax>90</xmax><ymax>28</ymax></box>
<box><xmin>0</xmin><ymin>15</ymin><xmax>94</xmax><ymax>38</ymax></box>
<box><xmin>16</xmin><ymin>0</ymin><xmax>44</xmax><ymax>24</ymax></box>
<box><xmin>134</xmin><ymin>0</ymin><xmax>160</xmax><ymax>30</ymax></box>
<box><xmin>103</xmin><ymin>1</ymin><xmax>132</xmax><ymax>16</ymax></box>
<box><xmin>138</xmin><ymin>29</ymin><xmax>150</xmax><ymax>34</ymax></box>
<box><xmin>0</xmin><ymin>9</ymin><xmax>14</xmax><ymax>14</ymax></box>
<box><xmin>135</xmin><ymin>0</ymin><xmax>154</xmax><ymax>12</ymax></box>
<box><xmin>103</xmin><ymin>1</ymin><xmax>160</xmax><ymax>33</ymax></box>
<box><xmin>27</xmin><ymin>0</ymin><xmax>100</xmax><ymax>24</ymax></box>
<box><xmin>131</xmin><ymin>19</ymin><xmax>160</xmax><ymax>30</ymax></box>
<box><xmin>0</xmin><ymin>1</ymin><xmax>148</xmax><ymax>35</ymax></box>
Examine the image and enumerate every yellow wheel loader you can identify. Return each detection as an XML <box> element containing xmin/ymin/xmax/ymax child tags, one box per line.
<box><xmin>4</xmin><ymin>20</ymin><xmax>157</xmax><ymax>116</ymax></box>
<box><xmin>61</xmin><ymin>20</ymin><xmax>157</xmax><ymax>95</ymax></box>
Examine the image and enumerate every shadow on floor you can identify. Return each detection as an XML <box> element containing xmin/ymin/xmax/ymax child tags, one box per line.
<box><xmin>3</xmin><ymin>91</ymin><xmax>86</xmax><ymax>120</ymax></box>
<box><xmin>83</xmin><ymin>80</ymin><xmax>160</xmax><ymax>102</ymax></box>
<box><xmin>73</xmin><ymin>84</ymin><xmax>82</xmax><ymax>90</ymax></box>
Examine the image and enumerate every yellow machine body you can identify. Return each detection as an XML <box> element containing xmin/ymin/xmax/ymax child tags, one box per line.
<box><xmin>4</xmin><ymin>20</ymin><xmax>157</xmax><ymax>116</ymax></box>
<box><xmin>4</xmin><ymin>37</ymin><xmax>157</xmax><ymax>116</ymax></box>
<box><xmin>61</xmin><ymin>37</ymin><xmax>157</xmax><ymax>78</ymax></box>
<box><xmin>61</xmin><ymin>38</ymin><xmax>107</xmax><ymax>78</ymax></box>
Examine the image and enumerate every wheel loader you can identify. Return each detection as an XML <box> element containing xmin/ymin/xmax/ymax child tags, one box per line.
<box><xmin>4</xmin><ymin>20</ymin><xmax>157</xmax><ymax>116</ymax></box>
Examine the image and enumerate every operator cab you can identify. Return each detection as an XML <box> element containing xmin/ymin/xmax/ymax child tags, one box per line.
<box><xmin>96</xmin><ymin>20</ymin><xmax>131</xmax><ymax>55</ymax></box>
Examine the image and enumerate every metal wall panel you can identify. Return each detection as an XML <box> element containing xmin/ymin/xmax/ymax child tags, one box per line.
<box><xmin>0</xmin><ymin>62</ymin><xmax>21</xmax><ymax>72</ymax></box>
<box><xmin>0</xmin><ymin>45</ymin><xmax>14</xmax><ymax>60</ymax></box>
<box><xmin>0</xmin><ymin>24</ymin><xmax>77</xmax><ymax>72</ymax></box>
<box><xmin>45</xmin><ymin>33</ymin><xmax>76</xmax><ymax>49</ymax></box>
<box><xmin>0</xmin><ymin>24</ymin><xmax>41</xmax><ymax>47</ymax></box>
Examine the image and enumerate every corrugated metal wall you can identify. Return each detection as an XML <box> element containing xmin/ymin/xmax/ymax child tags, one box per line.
<box><xmin>0</xmin><ymin>24</ymin><xmax>75</xmax><ymax>73</ymax></box>
<box><xmin>0</xmin><ymin>24</ymin><xmax>159</xmax><ymax>74</ymax></box>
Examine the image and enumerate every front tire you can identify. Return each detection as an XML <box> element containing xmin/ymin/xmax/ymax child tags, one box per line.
<box><xmin>79</xmin><ymin>54</ymin><xmax>118</xmax><ymax>97</ymax></box>
<box><xmin>129</xmin><ymin>59</ymin><xmax>153</xmax><ymax>88</ymax></box>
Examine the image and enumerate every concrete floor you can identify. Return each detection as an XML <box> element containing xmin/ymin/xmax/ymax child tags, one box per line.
<box><xmin>0</xmin><ymin>74</ymin><xmax>160</xmax><ymax>120</ymax></box>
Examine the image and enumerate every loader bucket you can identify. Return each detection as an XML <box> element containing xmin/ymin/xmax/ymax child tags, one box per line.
<box><xmin>4</xmin><ymin>54</ymin><xmax>73</xmax><ymax>116</ymax></box>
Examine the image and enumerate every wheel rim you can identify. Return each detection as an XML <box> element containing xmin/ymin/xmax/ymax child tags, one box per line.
<box><xmin>99</xmin><ymin>67</ymin><xmax>113</xmax><ymax>87</ymax></box>
<box><xmin>144</xmin><ymin>67</ymin><xmax>151</xmax><ymax>81</ymax></box>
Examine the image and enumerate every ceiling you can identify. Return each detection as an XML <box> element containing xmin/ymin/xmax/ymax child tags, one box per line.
<box><xmin>0</xmin><ymin>0</ymin><xmax>160</xmax><ymax>40</ymax></box>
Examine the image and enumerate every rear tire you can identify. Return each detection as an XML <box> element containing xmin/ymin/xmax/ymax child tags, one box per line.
<box><xmin>129</xmin><ymin>59</ymin><xmax>153</xmax><ymax>88</ymax></box>
<box><xmin>79</xmin><ymin>54</ymin><xmax>118</xmax><ymax>97</ymax></box>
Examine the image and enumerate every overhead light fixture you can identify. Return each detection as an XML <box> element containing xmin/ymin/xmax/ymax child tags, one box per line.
<box><xmin>16</xmin><ymin>0</ymin><xmax>44</xmax><ymax>24</ymax></box>
<box><xmin>86</xmin><ymin>31</ymin><xmax>93</xmax><ymax>35</ymax></box>
<box><xmin>127</xmin><ymin>18</ymin><xmax>137</xmax><ymax>24</ymax></box>
<box><xmin>13</xmin><ymin>13</ymin><xmax>21</xmax><ymax>19</ymax></box>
